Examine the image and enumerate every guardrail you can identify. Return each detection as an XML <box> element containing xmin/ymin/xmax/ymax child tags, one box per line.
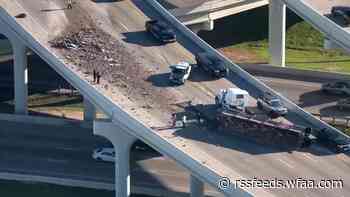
<box><xmin>146</xmin><ymin>0</ymin><xmax>349</xmax><ymax>141</ymax></box>
<box><xmin>312</xmin><ymin>113</ymin><xmax>350</xmax><ymax>129</ymax></box>
<box><xmin>0</xmin><ymin>6</ymin><xmax>246</xmax><ymax>197</ymax></box>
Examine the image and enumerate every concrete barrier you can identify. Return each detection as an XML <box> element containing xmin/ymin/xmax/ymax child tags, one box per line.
<box><xmin>240</xmin><ymin>64</ymin><xmax>350</xmax><ymax>82</ymax></box>
<box><xmin>0</xmin><ymin>7</ymin><xmax>241</xmax><ymax>197</ymax></box>
<box><xmin>146</xmin><ymin>0</ymin><xmax>349</xmax><ymax>140</ymax></box>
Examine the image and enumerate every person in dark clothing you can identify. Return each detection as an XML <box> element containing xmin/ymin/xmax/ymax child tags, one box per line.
<box><xmin>93</xmin><ymin>69</ymin><xmax>97</xmax><ymax>83</ymax></box>
<box><xmin>96</xmin><ymin>72</ymin><xmax>101</xmax><ymax>84</ymax></box>
<box><xmin>171</xmin><ymin>113</ymin><xmax>177</xmax><ymax>128</ymax></box>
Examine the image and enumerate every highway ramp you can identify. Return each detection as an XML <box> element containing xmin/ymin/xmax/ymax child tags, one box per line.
<box><xmin>0</xmin><ymin>0</ymin><xmax>350</xmax><ymax>197</ymax></box>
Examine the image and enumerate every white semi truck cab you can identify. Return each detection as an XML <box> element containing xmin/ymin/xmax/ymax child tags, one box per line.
<box><xmin>215</xmin><ymin>88</ymin><xmax>249</xmax><ymax>111</ymax></box>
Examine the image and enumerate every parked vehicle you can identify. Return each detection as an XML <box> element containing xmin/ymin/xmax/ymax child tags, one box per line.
<box><xmin>257</xmin><ymin>92</ymin><xmax>288</xmax><ymax>118</ymax></box>
<box><xmin>169</xmin><ymin>61</ymin><xmax>192</xmax><ymax>84</ymax></box>
<box><xmin>195</xmin><ymin>52</ymin><xmax>229</xmax><ymax>78</ymax></box>
<box><xmin>92</xmin><ymin>147</ymin><xmax>115</xmax><ymax>162</ymax></box>
<box><xmin>321</xmin><ymin>81</ymin><xmax>350</xmax><ymax>95</ymax></box>
<box><xmin>145</xmin><ymin>20</ymin><xmax>176</xmax><ymax>43</ymax></box>
<box><xmin>337</xmin><ymin>98</ymin><xmax>350</xmax><ymax>110</ymax></box>
<box><xmin>316</xmin><ymin>129</ymin><xmax>350</xmax><ymax>153</ymax></box>
<box><xmin>215</xmin><ymin>88</ymin><xmax>249</xmax><ymax>112</ymax></box>
<box><xmin>331</xmin><ymin>6</ymin><xmax>350</xmax><ymax>26</ymax></box>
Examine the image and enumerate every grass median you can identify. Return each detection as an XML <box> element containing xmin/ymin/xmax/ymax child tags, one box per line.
<box><xmin>200</xmin><ymin>6</ymin><xmax>350</xmax><ymax>74</ymax></box>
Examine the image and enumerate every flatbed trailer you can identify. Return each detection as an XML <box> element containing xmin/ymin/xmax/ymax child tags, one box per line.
<box><xmin>188</xmin><ymin>103</ymin><xmax>315</xmax><ymax>149</ymax></box>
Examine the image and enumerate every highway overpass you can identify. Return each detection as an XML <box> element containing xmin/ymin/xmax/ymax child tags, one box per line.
<box><xmin>166</xmin><ymin>0</ymin><xmax>269</xmax><ymax>31</ymax></box>
<box><xmin>0</xmin><ymin>0</ymin><xmax>349</xmax><ymax>197</ymax></box>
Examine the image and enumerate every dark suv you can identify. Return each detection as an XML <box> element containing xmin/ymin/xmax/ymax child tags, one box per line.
<box><xmin>195</xmin><ymin>52</ymin><xmax>229</xmax><ymax>78</ymax></box>
<box><xmin>331</xmin><ymin>6</ymin><xmax>350</xmax><ymax>26</ymax></box>
<box><xmin>145</xmin><ymin>20</ymin><xmax>176</xmax><ymax>43</ymax></box>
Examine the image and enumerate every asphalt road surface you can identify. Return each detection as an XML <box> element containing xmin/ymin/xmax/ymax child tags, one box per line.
<box><xmin>0</xmin><ymin>120</ymin><xmax>219</xmax><ymax>196</ymax></box>
<box><xmin>1</xmin><ymin>1</ymin><xmax>350</xmax><ymax>197</ymax></box>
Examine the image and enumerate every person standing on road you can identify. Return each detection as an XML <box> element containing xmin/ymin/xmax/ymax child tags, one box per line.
<box><xmin>67</xmin><ymin>0</ymin><xmax>73</xmax><ymax>9</ymax></box>
<box><xmin>93</xmin><ymin>69</ymin><xmax>96</xmax><ymax>83</ymax></box>
<box><xmin>96</xmin><ymin>71</ymin><xmax>101</xmax><ymax>84</ymax></box>
<box><xmin>171</xmin><ymin>113</ymin><xmax>177</xmax><ymax>128</ymax></box>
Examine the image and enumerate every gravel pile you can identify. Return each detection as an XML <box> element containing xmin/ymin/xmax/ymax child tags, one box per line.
<box><xmin>49</xmin><ymin>27</ymin><xmax>175</xmax><ymax>116</ymax></box>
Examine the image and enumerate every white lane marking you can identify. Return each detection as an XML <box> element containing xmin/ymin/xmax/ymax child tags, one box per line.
<box><xmin>277</xmin><ymin>158</ymin><xmax>294</xmax><ymax>169</ymax></box>
<box><xmin>47</xmin><ymin>158</ymin><xmax>68</xmax><ymax>164</ymax></box>
<box><xmin>56</xmin><ymin>147</ymin><xmax>76</xmax><ymax>151</ymax></box>
<box><xmin>120</xmin><ymin>22</ymin><xmax>129</xmax><ymax>31</ymax></box>
<box><xmin>302</xmin><ymin>153</ymin><xmax>318</xmax><ymax>162</ymax></box>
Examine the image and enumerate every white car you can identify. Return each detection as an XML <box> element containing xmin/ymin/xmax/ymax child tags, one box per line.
<box><xmin>92</xmin><ymin>148</ymin><xmax>115</xmax><ymax>162</ymax></box>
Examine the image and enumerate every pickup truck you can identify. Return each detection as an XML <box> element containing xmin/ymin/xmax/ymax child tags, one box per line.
<box><xmin>257</xmin><ymin>92</ymin><xmax>288</xmax><ymax>118</ymax></box>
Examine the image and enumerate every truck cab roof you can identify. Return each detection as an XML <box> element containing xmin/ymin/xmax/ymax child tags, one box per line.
<box><xmin>170</xmin><ymin>61</ymin><xmax>190</xmax><ymax>70</ymax></box>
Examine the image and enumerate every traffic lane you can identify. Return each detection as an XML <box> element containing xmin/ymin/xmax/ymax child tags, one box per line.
<box><xmin>258</xmin><ymin>76</ymin><xmax>350</xmax><ymax>118</ymax></box>
<box><xmin>189</xmin><ymin>128</ymin><xmax>350</xmax><ymax>197</ymax></box>
<box><xmin>303</xmin><ymin>0</ymin><xmax>349</xmax><ymax>14</ymax></box>
<box><xmin>49</xmin><ymin>1</ymin><xmax>350</xmax><ymax>197</ymax></box>
<box><xmin>9</xmin><ymin>1</ymin><xmax>348</xmax><ymax>195</ymax></box>
<box><xmin>130</xmin><ymin>0</ymin><xmax>319</xmax><ymax>127</ymax></box>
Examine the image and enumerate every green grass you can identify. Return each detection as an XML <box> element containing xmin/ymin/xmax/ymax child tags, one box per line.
<box><xmin>224</xmin><ymin>9</ymin><xmax>350</xmax><ymax>73</ymax></box>
<box><xmin>0</xmin><ymin>180</ymin><xmax>113</xmax><ymax>197</ymax></box>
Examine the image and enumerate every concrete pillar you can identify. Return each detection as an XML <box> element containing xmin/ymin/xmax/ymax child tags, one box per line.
<box><xmin>83</xmin><ymin>98</ymin><xmax>96</xmax><ymax>121</ymax></box>
<box><xmin>13</xmin><ymin>40</ymin><xmax>28</xmax><ymax>114</ymax></box>
<box><xmin>190</xmin><ymin>174</ymin><xmax>204</xmax><ymax>197</ymax></box>
<box><xmin>269</xmin><ymin>0</ymin><xmax>286</xmax><ymax>67</ymax></box>
<box><xmin>94</xmin><ymin>120</ymin><xmax>136</xmax><ymax>197</ymax></box>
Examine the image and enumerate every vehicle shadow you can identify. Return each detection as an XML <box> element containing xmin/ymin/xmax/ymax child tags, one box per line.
<box><xmin>188</xmin><ymin>66</ymin><xmax>221</xmax><ymax>82</ymax></box>
<box><xmin>299</xmin><ymin>90</ymin><xmax>347</xmax><ymax>108</ymax></box>
<box><xmin>122</xmin><ymin>31</ymin><xmax>164</xmax><ymax>47</ymax></box>
<box><xmin>146</xmin><ymin>72</ymin><xmax>173</xmax><ymax>87</ymax></box>
<box><xmin>170</xmin><ymin>102</ymin><xmax>334</xmax><ymax>156</ymax></box>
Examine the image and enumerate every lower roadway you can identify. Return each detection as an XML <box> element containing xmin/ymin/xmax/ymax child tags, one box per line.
<box><xmin>1</xmin><ymin>0</ymin><xmax>350</xmax><ymax>196</ymax></box>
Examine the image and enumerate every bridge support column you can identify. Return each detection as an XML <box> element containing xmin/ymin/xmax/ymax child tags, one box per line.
<box><xmin>269</xmin><ymin>0</ymin><xmax>286</xmax><ymax>67</ymax></box>
<box><xmin>83</xmin><ymin>98</ymin><xmax>96</xmax><ymax>121</ymax></box>
<box><xmin>190</xmin><ymin>174</ymin><xmax>204</xmax><ymax>197</ymax></box>
<box><xmin>94</xmin><ymin>120</ymin><xmax>136</xmax><ymax>197</ymax></box>
<box><xmin>13</xmin><ymin>39</ymin><xmax>28</xmax><ymax>114</ymax></box>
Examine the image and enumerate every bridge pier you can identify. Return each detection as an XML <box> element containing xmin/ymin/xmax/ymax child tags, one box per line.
<box><xmin>13</xmin><ymin>39</ymin><xmax>28</xmax><ymax>114</ymax></box>
<box><xmin>83</xmin><ymin>98</ymin><xmax>96</xmax><ymax>121</ymax></box>
<box><xmin>190</xmin><ymin>174</ymin><xmax>204</xmax><ymax>197</ymax></box>
<box><xmin>94</xmin><ymin>120</ymin><xmax>136</xmax><ymax>197</ymax></box>
<box><xmin>269</xmin><ymin>0</ymin><xmax>286</xmax><ymax>67</ymax></box>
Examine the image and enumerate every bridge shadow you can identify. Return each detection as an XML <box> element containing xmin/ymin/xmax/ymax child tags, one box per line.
<box><xmin>198</xmin><ymin>7</ymin><xmax>302</xmax><ymax>48</ymax></box>
<box><xmin>122</xmin><ymin>31</ymin><xmax>164</xmax><ymax>47</ymax></box>
<box><xmin>0</xmin><ymin>54</ymin><xmax>81</xmax><ymax>117</ymax></box>
<box><xmin>170</xmin><ymin>102</ymin><xmax>334</xmax><ymax>156</ymax></box>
